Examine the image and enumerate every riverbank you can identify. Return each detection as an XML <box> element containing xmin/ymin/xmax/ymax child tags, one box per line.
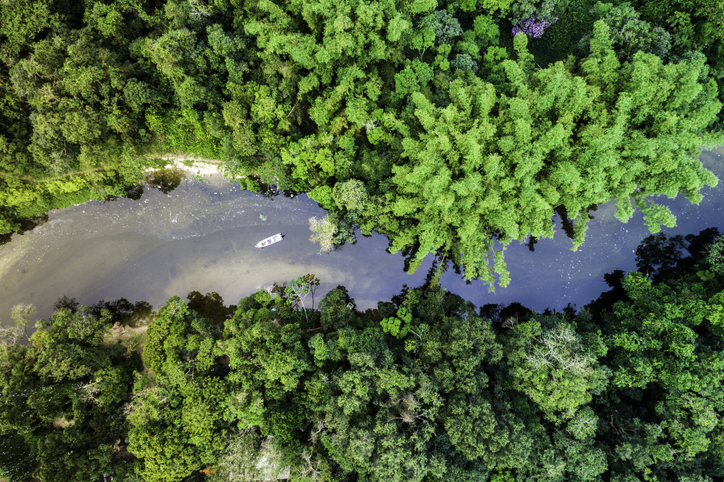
<box><xmin>1</xmin><ymin>153</ymin><xmax>231</xmax><ymax>240</ymax></box>
<box><xmin>145</xmin><ymin>155</ymin><xmax>224</xmax><ymax>178</ymax></box>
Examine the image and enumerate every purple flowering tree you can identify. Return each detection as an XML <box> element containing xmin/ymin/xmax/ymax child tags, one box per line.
<box><xmin>512</xmin><ymin>17</ymin><xmax>558</xmax><ymax>38</ymax></box>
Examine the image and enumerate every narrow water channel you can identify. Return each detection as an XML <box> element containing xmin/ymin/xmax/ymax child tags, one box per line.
<box><xmin>1</xmin><ymin>148</ymin><xmax>723</xmax><ymax>326</ymax></box>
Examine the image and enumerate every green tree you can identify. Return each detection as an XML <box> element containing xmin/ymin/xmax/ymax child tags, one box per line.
<box><xmin>503</xmin><ymin>314</ymin><xmax>609</xmax><ymax>423</ymax></box>
<box><xmin>602</xmin><ymin>272</ymin><xmax>724</xmax><ymax>459</ymax></box>
<box><xmin>130</xmin><ymin>297</ymin><xmax>230</xmax><ymax>482</ymax></box>
<box><xmin>581</xmin><ymin>3</ymin><xmax>672</xmax><ymax>61</ymax></box>
<box><xmin>576</xmin><ymin>232</ymin><xmax>724</xmax><ymax>478</ymax></box>
<box><xmin>0</xmin><ymin>300</ymin><xmax>141</xmax><ymax>482</ymax></box>
<box><xmin>358</xmin><ymin>22</ymin><xmax>720</xmax><ymax>286</ymax></box>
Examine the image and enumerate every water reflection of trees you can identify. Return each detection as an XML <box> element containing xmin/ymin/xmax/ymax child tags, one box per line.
<box><xmin>555</xmin><ymin>205</ymin><xmax>598</xmax><ymax>242</ymax></box>
<box><xmin>186</xmin><ymin>291</ymin><xmax>236</xmax><ymax>326</ymax></box>
<box><xmin>53</xmin><ymin>296</ymin><xmax>154</xmax><ymax>327</ymax></box>
<box><xmin>634</xmin><ymin>227</ymin><xmax>721</xmax><ymax>282</ymax></box>
<box><xmin>125</xmin><ymin>184</ymin><xmax>144</xmax><ymax>200</ymax></box>
<box><xmin>586</xmin><ymin>227</ymin><xmax>721</xmax><ymax>317</ymax></box>
<box><xmin>0</xmin><ymin>214</ymin><xmax>48</xmax><ymax>246</ymax></box>
<box><xmin>477</xmin><ymin>227</ymin><xmax>723</xmax><ymax>321</ymax></box>
<box><xmin>144</xmin><ymin>168</ymin><xmax>185</xmax><ymax>194</ymax></box>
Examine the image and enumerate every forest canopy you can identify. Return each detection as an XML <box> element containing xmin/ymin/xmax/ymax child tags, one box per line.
<box><xmin>3</xmin><ymin>1</ymin><xmax>724</xmax><ymax>480</ymax></box>
<box><xmin>1</xmin><ymin>0</ymin><xmax>722</xmax><ymax>283</ymax></box>
<box><xmin>2</xmin><ymin>228</ymin><xmax>724</xmax><ymax>481</ymax></box>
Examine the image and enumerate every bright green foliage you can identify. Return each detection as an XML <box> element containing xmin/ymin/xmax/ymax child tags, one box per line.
<box><xmin>710</xmin><ymin>238</ymin><xmax>724</xmax><ymax>276</ymax></box>
<box><xmin>2</xmin><ymin>0</ymin><xmax>722</xmax><ymax>289</ymax></box>
<box><xmin>332</xmin><ymin>178</ymin><xmax>368</xmax><ymax>213</ymax></box>
<box><xmin>380</xmin><ymin>306</ymin><xmax>413</xmax><ymax>338</ymax></box>
<box><xmin>601</xmin><ymin>0</ymin><xmax>724</xmax><ymax>129</ymax></box>
<box><xmin>282</xmin><ymin>133</ymin><xmax>336</xmax><ymax>190</ymax></box>
<box><xmin>364</xmin><ymin>24</ymin><xmax>720</xmax><ymax>285</ymax></box>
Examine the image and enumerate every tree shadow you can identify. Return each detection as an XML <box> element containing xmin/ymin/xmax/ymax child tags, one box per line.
<box><xmin>53</xmin><ymin>295</ymin><xmax>154</xmax><ymax>327</ymax></box>
<box><xmin>186</xmin><ymin>291</ymin><xmax>237</xmax><ymax>326</ymax></box>
<box><xmin>555</xmin><ymin>205</ymin><xmax>597</xmax><ymax>241</ymax></box>
<box><xmin>145</xmin><ymin>168</ymin><xmax>184</xmax><ymax>194</ymax></box>
<box><xmin>0</xmin><ymin>214</ymin><xmax>49</xmax><ymax>246</ymax></box>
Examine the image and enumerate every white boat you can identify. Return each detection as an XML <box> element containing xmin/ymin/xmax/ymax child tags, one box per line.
<box><xmin>255</xmin><ymin>233</ymin><xmax>284</xmax><ymax>248</ymax></box>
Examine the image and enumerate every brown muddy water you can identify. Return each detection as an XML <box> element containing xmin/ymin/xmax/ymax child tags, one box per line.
<box><xmin>1</xmin><ymin>147</ymin><xmax>723</xmax><ymax>327</ymax></box>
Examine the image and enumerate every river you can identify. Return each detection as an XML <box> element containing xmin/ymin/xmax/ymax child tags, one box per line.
<box><xmin>1</xmin><ymin>148</ymin><xmax>722</xmax><ymax>326</ymax></box>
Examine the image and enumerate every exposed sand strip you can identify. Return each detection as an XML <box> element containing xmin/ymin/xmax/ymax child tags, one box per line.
<box><xmin>145</xmin><ymin>155</ymin><xmax>224</xmax><ymax>178</ymax></box>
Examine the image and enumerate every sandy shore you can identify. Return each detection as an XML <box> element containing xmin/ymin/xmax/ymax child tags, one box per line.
<box><xmin>145</xmin><ymin>155</ymin><xmax>224</xmax><ymax>178</ymax></box>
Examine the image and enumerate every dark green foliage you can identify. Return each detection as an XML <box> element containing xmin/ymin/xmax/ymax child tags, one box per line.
<box><xmin>130</xmin><ymin>297</ymin><xmax>231</xmax><ymax>482</ymax></box>
<box><xmin>0</xmin><ymin>429</ymin><xmax>35</xmax><ymax>482</ymax></box>
<box><xmin>185</xmin><ymin>291</ymin><xmax>236</xmax><ymax>326</ymax></box>
<box><xmin>0</xmin><ymin>299</ymin><xmax>142</xmax><ymax>482</ymax></box>
<box><xmin>579</xmin><ymin>3</ymin><xmax>672</xmax><ymax>61</ymax></box>
<box><xmin>433</xmin><ymin>9</ymin><xmax>464</xmax><ymax>45</ymax></box>
<box><xmin>583</xmin><ymin>229</ymin><xmax>724</xmax><ymax>479</ymax></box>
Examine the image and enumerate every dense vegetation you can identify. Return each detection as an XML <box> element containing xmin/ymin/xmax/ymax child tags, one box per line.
<box><xmin>2</xmin><ymin>228</ymin><xmax>724</xmax><ymax>481</ymax></box>
<box><xmin>3</xmin><ymin>1</ymin><xmax>724</xmax><ymax>480</ymax></box>
<box><xmin>1</xmin><ymin>0</ymin><xmax>723</xmax><ymax>283</ymax></box>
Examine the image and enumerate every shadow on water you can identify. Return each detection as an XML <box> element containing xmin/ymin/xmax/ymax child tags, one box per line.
<box><xmin>0</xmin><ymin>168</ymin><xmax>183</xmax><ymax>245</ymax></box>
<box><xmin>256</xmin><ymin>178</ymin><xmax>302</xmax><ymax>200</ymax></box>
<box><xmin>1</xmin><ymin>169</ymin><xmax>182</xmax><ymax>247</ymax></box>
<box><xmin>585</xmin><ymin>227</ymin><xmax>721</xmax><ymax>318</ymax></box>
<box><xmin>50</xmin><ymin>291</ymin><xmax>240</xmax><ymax>330</ymax></box>
<box><xmin>491</xmin><ymin>226</ymin><xmax>724</xmax><ymax>320</ymax></box>
<box><xmin>0</xmin><ymin>214</ymin><xmax>49</xmax><ymax>247</ymax></box>
<box><xmin>145</xmin><ymin>168</ymin><xmax>185</xmax><ymax>194</ymax></box>
<box><xmin>479</xmin><ymin>301</ymin><xmax>532</xmax><ymax>325</ymax></box>
<box><xmin>398</xmin><ymin>242</ymin><xmax>421</xmax><ymax>275</ymax></box>
<box><xmin>186</xmin><ymin>291</ymin><xmax>237</xmax><ymax>326</ymax></box>
<box><xmin>235</xmin><ymin>173</ymin><xmax>302</xmax><ymax>200</ymax></box>
<box><xmin>555</xmin><ymin>205</ymin><xmax>598</xmax><ymax>241</ymax></box>
<box><xmin>125</xmin><ymin>184</ymin><xmax>144</xmax><ymax>200</ymax></box>
<box><xmin>124</xmin><ymin>167</ymin><xmax>205</xmax><ymax>200</ymax></box>
<box><xmin>53</xmin><ymin>296</ymin><xmax>154</xmax><ymax>328</ymax></box>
